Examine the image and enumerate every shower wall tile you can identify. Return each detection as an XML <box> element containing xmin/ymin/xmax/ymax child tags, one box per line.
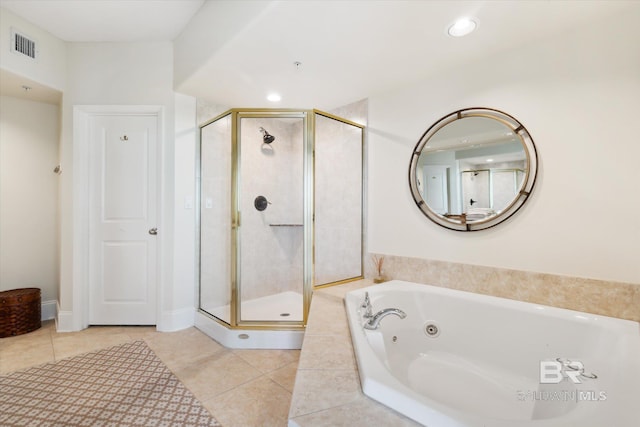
<box><xmin>240</xmin><ymin>118</ymin><xmax>304</xmax><ymax>302</ymax></box>
<box><xmin>366</xmin><ymin>253</ymin><xmax>640</xmax><ymax>322</ymax></box>
<box><xmin>315</xmin><ymin>104</ymin><xmax>365</xmax><ymax>285</ymax></box>
<box><xmin>196</xmin><ymin>99</ymin><xmax>229</xmax><ymax>125</ymax></box>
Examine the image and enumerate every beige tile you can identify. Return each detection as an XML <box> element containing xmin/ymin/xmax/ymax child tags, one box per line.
<box><xmin>124</xmin><ymin>326</ymin><xmax>160</xmax><ymax>341</ymax></box>
<box><xmin>143</xmin><ymin>327</ymin><xmax>225</xmax><ymax>370</ymax></box>
<box><xmin>266</xmin><ymin>361</ymin><xmax>298</xmax><ymax>393</ymax></box>
<box><xmin>0</xmin><ymin>336</ymin><xmax>55</xmax><ymax>373</ymax></box>
<box><xmin>297</xmin><ymin>334</ymin><xmax>356</xmax><ymax>371</ymax></box>
<box><xmin>629</xmin><ymin>286</ymin><xmax>640</xmax><ymax>321</ymax></box>
<box><xmin>2</xmin><ymin>322</ymin><xmax>302</xmax><ymax>425</ymax></box>
<box><xmin>288</xmin><ymin>369</ymin><xmax>361</xmax><ymax>418</ymax></box>
<box><xmin>233</xmin><ymin>348</ymin><xmax>300</xmax><ymax>374</ymax></box>
<box><xmin>305</xmin><ymin>292</ymin><xmax>349</xmax><ymax>336</ymax></box>
<box><xmin>317</xmin><ymin>280</ymin><xmax>373</xmax><ymax>299</ymax></box>
<box><xmin>173</xmin><ymin>350</ymin><xmax>263</xmax><ymax>402</ymax></box>
<box><xmin>204</xmin><ymin>376</ymin><xmax>292</xmax><ymax>427</ymax></box>
<box><xmin>52</xmin><ymin>329</ymin><xmax>135</xmax><ymax>360</ymax></box>
<box><xmin>290</xmin><ymin>396</ymin><xmax>420</xmax><ymax>427</ymax></box>
<box><xmin>367</xmin><ymin>253</ymin><xmax>639</xmax><ymax>321</ymax></box>
<box><xmin>49</xmin><ymin>324</ymin><xmax>127</xmax><ymax>339</ymax></box>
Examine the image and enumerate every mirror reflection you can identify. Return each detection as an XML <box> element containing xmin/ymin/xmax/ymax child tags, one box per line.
<box><xmin>409</xmin><ymin>108</ymin><xmax>537</xmax><ymax>231</ymax></box>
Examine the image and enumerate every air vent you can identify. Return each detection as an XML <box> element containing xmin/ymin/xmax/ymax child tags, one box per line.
<box><xmin>11</xmin><ymin>28</ymin><xmax>37</xmax><ymax>60</ymax></box>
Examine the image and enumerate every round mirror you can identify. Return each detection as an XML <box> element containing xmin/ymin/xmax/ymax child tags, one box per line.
<box><xmin>408</xmin><ymin>108</ymin><xmax>538</xmax><ymax>231</ymax></box>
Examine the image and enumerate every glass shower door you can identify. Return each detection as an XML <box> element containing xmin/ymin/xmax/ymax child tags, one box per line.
<box><xmin>314</xmin><ymin>112</ymin><xmax>363</xmax><ymax>286</ymax></box>
<box><xmin>237</xmin><ymin>115</ymin><xmax>306</xmax><ymax>323</ymax></box>
<box><xmin>199</xmin><ymin>113</ymin><xmax>232</xmax><ymax>324</ymax></box>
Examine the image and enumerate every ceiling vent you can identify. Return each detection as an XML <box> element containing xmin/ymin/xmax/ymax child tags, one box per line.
<box><xmin>11</xmin><ymin>28</ymin><xmax>37</xmax><ymax>60</ymax></box>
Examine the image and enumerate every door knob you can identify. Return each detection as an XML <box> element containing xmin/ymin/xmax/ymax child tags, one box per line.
<box><xmin>149</xmin><ymin>227</ymin><xmax>158</xmax><ymax>235</ymax></box>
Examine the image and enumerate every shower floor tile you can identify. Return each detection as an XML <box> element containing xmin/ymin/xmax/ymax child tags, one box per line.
<box><xmin>206</xmin><ymin>291</ymin><xmax>303</xmax><ymax>323</ymax></box>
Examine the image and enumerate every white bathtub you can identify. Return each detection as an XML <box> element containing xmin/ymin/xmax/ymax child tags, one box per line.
<box><xmin>345</xmin><ymin>280</ymin><xmax>640</xmax><ymax>427</ymax></box>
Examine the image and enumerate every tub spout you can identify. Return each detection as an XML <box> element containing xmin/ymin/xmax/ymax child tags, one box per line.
<box><xmin>364</xmin><ymin>308</ymin><xmax>407</xmax><ymax>330</ymax></box>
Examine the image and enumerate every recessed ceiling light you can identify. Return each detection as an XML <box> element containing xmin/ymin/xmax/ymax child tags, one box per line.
<box><xmin>267</xmin><ymin>93</ymin><xmax>281</xmax><ymax>102</ymax></box>
<box><xmin>486</xmin><ymin>158</ymin><xmax>494</xmax><ymax>162</ymax></box>
<box><xmin>448</xmin><ymin>17</ymin><xmax>477</xmax><ymax>37</ymax></box>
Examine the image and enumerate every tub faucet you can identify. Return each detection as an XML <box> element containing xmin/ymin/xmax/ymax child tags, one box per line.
<box><xmin>364</xmin><ymin>308</ymin><xmax>407</xmax><ymax>330</ymax></box>
<box><xmin>361</xmin><ymin>292</ymin><xmax>373</xmax><ymax>319</ymax></box>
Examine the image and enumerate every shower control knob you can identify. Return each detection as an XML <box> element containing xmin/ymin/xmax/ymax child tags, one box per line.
<box><xmin>254</xmin><ymin>196</ymin><xmax>271</xmax><ymax>212</ymax></box>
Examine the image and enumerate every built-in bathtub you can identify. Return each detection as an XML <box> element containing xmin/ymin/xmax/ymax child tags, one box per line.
<box><xmin>345</xmin><ymin>280</ymin><xmax>640</xmax><ymax>426</ymax></box>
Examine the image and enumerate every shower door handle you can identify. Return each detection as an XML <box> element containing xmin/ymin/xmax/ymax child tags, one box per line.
<box><xmin>149</xmin><ymin>227</ymin><xmax>158</xmax><ymax>235</ymax></box>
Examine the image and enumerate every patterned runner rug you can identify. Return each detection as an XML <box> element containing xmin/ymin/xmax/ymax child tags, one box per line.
<box><xmin>0</xmin><ymin>340</ymin><xmax>221</xmax><ymax>426</ymax></box>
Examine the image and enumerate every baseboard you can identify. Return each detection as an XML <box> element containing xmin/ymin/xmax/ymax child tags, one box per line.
<box><xmin>55</xmin><ymin>302</ymin><xmax>76</xmax><ymax>332</ymax></box>
<box><xmin>157</xmin><ymin>306</ymin><xmax>195</xmax><ymax>332</ymax></box>
<box><xmin>51</xmin><ymin>304</ymin><xmax>194</xmax><ymax>332</ymax></box>
<box><xmin>41</xmin><ymin>300</ymin><xmax>57</xmax><ymax>321</ymax></box>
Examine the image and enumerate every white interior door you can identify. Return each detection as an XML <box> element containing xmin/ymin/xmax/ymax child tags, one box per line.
<box><xmin>423</xmin><ymin>165</ymin><xmax>449</xmax><ymax>214</ymax></box>
<box><xmin>88</xmin><ymin>114</ymin><xmax>158</xmax><ymax>325</ymax></box>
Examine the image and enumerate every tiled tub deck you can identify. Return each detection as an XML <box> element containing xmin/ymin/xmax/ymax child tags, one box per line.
<box><xmin>288</xmin><ymin>279</ymin><xmax>419</xmax><ymax>426</ymax></box>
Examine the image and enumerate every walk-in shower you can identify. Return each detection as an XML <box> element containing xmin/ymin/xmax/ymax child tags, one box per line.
<box><xmin>196</xmin><ymin>109</ymin><xmax>364</xmax><ymax>348</ymax></box>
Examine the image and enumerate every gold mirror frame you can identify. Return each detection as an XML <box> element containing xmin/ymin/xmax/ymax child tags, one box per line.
<box><xmin>408</xmin><ymin>107</ymin><xmax>538</xmax><ymax>231</ymax></box>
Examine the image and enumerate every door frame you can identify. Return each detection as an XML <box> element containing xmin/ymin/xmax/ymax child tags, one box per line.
<box><xmin>73</xmin><ymin>105</ymin><xmax>164</xmax><ymax>330</ymax></box>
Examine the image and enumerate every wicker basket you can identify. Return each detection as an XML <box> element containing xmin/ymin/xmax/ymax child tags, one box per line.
<box><xmin>0</xmin><ymin>288</ymin><xmax>41</xmax><ymax>338</ymax></box>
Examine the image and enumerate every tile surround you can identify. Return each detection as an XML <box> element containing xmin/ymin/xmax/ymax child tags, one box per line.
<box><xmin>366</xmin><ymin>254</ymin><xmax>640</xmax><ymax>322</ymax></box>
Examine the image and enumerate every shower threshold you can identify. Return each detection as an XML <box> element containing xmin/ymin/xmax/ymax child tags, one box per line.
<box><xmin>206</xmin><ymin>291</ymin><xmax>303</xmax><ymax>323</ymax></box>
<box><xmin>195</xmin><ymin>291</ymin><xmax>305</xmax><ymax>349</ymax></box>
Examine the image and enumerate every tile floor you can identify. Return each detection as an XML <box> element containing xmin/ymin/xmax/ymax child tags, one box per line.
<box><xmin>0</xmin><ymin>321</ymin><xmax>300</xmax><ymax>426</ymax></box>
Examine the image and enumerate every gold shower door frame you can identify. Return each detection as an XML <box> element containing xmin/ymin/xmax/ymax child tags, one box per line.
<box><xmin>198</xmin><ymin>108</ymin><xmax>364</xmax><ymax>330</ymax></box>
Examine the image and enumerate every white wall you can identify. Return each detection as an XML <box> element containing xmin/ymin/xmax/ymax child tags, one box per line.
<box><xmin>0</xmin><ymin>10</ymin><xmax>203</xmax><ymax>330</ymax></box>
<box><xmin>172</xmin><ymin>92</ymin><xmax>198</xmax><ymax>325</ymax></box>
<box><xmin>0</xmin><ymin>96</ymin><xmax>60</xmax><ymax>301</ymax></box>
<box><xmin>58</xmin><ymin>42</ymin><xmax>181</xmax><ymax>330</ymax></box>
<box><xmin>368</xmin><ymin>10</ymin><xmax>640</xmax><ymax>284</ymax></box>
<box><xmin>0</xmin><ymin>7</ymin><xmax>66</xmax><ymax>91</ymax></box>
<box><xmin>173</xmin><ymin>0</ymin><xmax>272</xmax><ymax>93</ymax></box>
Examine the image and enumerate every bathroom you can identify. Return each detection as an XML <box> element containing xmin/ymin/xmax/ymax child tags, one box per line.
<box><xmin>1</xmin><ymin>1</ymin><xmax>638</xmax><ymax>426</ymax></box>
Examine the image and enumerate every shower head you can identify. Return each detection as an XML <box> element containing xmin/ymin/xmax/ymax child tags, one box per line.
<box><xmin>259</xmin><ymin>127</ymin><xmax>275</xmax><ymax>144</ymax></box>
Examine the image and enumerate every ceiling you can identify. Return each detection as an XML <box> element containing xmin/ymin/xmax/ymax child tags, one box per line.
<box><xmin>0</xmin><ymin>1</ymin><xmax>636</xmax><ymax>109</ymax></box>
<box><xmin>0</xmin><ymin>0</ymin><xmax>205</xmax><ymax>42</ymax></box>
